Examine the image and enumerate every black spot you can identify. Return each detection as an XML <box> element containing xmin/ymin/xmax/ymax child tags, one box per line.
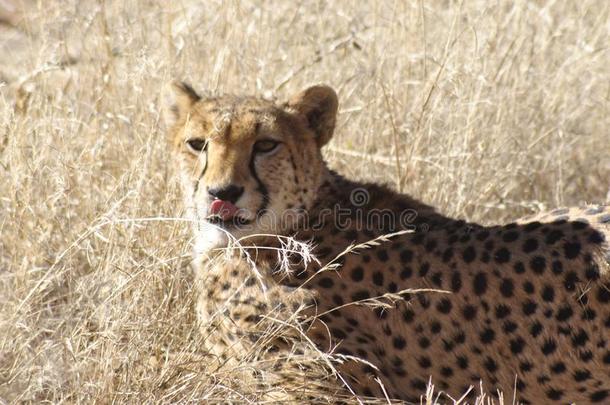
<box><xmin>480</xmin><ymin>328</ymin><xmax>495</xmax><ymax>343</ymax></box>
<box><xmin>430</xmin><ymin>321</ymin><xmax>442</xmax><ymax>334</ymax></box>
<box><xmin>402</xmin><ymin>308</ymin><xmax>415</xmax><ymax>323</ymax></box>
<box><xmin>418</xmin><ymin>356</ymin><xmax>431</xmax><ymax>369</ymax></box>
<box><xmin>418</xmin><ymin>336</ymin><xmax>430</xmax><ymax>348</ymax></box>
<box><xmin>440</xmin><ymin>366</ymin><xmax>453</xmax><ymax>377</ymax></box>
<box><xmin>332</xmin><ymin>294</ymin><xmax>344</xmax><ymax>306</ymax></box>
<box><xmin>529</xmin><ymin>256</ymin><xmax>546</xmax><ymax>274</ymax></box>
<box><xmin>425</xmin><ymin>239</ymin><xmax>437</xmax><ymax>252</ymax></box>
<box><xmin>589</xmin><ymin>230</ymin><xmax>605</xmax><ymax>244</ymax></box>
<box><xmin>502</xmin><ymin>231</ymin><xmax>520</xmax><ymax>242</ymax></box>
<box><xmin>546</xmin><ymin>388</ymin><xmax>563</xmax><ymax>400</ymax></box>
<box><xmin>456</xmin><ymin>355</ymin><xmax>469</xmax><ymax>369</ymax></box>
<box><xmin>556</xmin><ymin>305</ymin><xmax>573</xmax><ymax>322</ymax></box>
<box><xmin>400</xmin><ymin>249</ymin><xmax>413</xmax><ymax>263</ymax></box>
<box><xmin>400</xmin><ymin>266</ymin><xmax>413</xmax><ymax>280</ymax></box>
<box><xmin>374</xmin><ymin>307</ymin><xmax>387</xmax><ymax>320</ymax></box>
<box><xmin>500</xmin><ymin>278</ymin><xmax>514</xmax><ymax>298</ymax></box>
<box><xmin>442</xmin><ymin>248</ymin><xmax>454</xmax><ymax>262</ymax></box>
<box><xmin>514</xmin><ymin>261</ymin><xmax>526</xmax><ymax>274</ymax></box>
<box><xmin>580</xmin><ymin>349</ymin><xmax>594</xmax><ymax>362</ymax></box>
<box><xmin>484</xmin><ymin>357</ymin><xmax>498</xmax><ymax>372</ymax></box>
<box><xmin>541</xmin><ymin>339</ymin><xmax>557</xmax><ymax>355</ymax></box>
<box><xmin>564</xmin><ymin>270</ymin><xmax>580</xmax><ymax>290</ymax></box>
<box><xmin>551</xmin><ymin>260</ymin><xmax>563</xmax><ymax>275</ymax></box>
<box><xmin>436</xmin><ymin>299</ymin><xmax>452</xmax><ymax>314</ymax></box>
<box><xmin>463</xmin><ymin>305</ymin><xmax>478</xmax><ymax>320</ymax></box>
<box><xmin>530</xmin><ymin>321</ymin><xmax>543</xmax><ymax>337</ymax></box>
<box><xmin>473</xmin><ymin>272</ymin><xmax>488</xmax><ymax>295</ymax></box>
<box><xmin>550</xmin><ymin>361</ymin><xmax>566</xmax><ymax>374</ymax></box>
<box><xmin>318</xmin><ymin>277</ymin><xmax>334</xmax><ymax>288</ymax></box>
<box><xmin>388</xmin><ymin>282</ymin><xmax>398</xmax><ymax>293</ymax></box>
<box><xmin>411</xmin><ymin>378</ymin><xmax>427</xmax><ymax>391</ymax></box>
<box><xmin>494</xmin><ymin>248</ymin><xmax>511</xmax><ymax>263</ymax></box>
<box><xmin>351</xmin><ymin>266</ymin><xmax>364</xmax><ymax>282</ymax></box>
<box><xmin>451</xmin><ymin>272</ymin><xmax>462</xmax><ymax>292</ymax></box>
<box><xmin>572</xmin><ymin>220</ymin><xmax>589</xmax><ymax>229</ymax></box>
<box><xmin>372</xmin><ymin>271</ymin><xmax>384</xmax><ymax>286</ymax></box>
<box><xmin>522</xmin><ymin>300</ymin><xmax>537</xmax><ymax>315</ymax></box>
<box><xmin>476</xmin><ymin>230</ymin><xmax>490</xmax><ymax>240</ymax></box>
<box><xmin>541</xmin><ymin>285</ymin><xmax>555</xmax><ymax>302</ymax></box>
<box><xmin>352</xmin><ymin>290</ymin><xmax>370</xmax><ymax>301</ymax></box>
<box><xmin>523</xmin><ymin>281</ymin><xmax>535</xmax><ymax>294</ymax></box>
<box><xmin>522</xmin><ymin>238</ymin><xmax>539</xmax><ymax>253</ymax></box>
<box><xmin>393</xmin><ymin>336</ymin><xmax>406</xmax><ymax>350</ymax></box>
<box><xmin>431</xmin><ymin>272</ymin><xmax>443</xmax><ymax>287</ymax></box>
<box><xmin>591</xmin><ymin>390</ymin><xmax>609</xmax><ymax>402</ymax></box>
<box><xmin>419</xmin><ymin>262</ymin><xmax>430</xmax><ymax>277</ymax></box>
<box><xmin>510</xmin><ymin>337</ymin><xmax>525</xmax><ymax>354</ymax></box>
<box><xmin>585</xmin><ymin>264</ymin><xmax>600</xmax><ymax>281</ymax></box>
<box><xmin>597</xmin><ymin>285</ymin><xmax>610</xmax><ymax>303</ymax></box>
<box><xmin>573</xmin><ymin>369</ymin><xmax>591</xmax><ymax>382</ymax></box>
<box><xmin>571</xmin><ymin>329</ymin><xmax>588</xmax><ymax>347</ymax></box>
<box><xmin>462</xmin><ymin>246</ymin><xmax>476</xmax><ymax>263</ymax></box>
<box><xmin>563</xmin><ymin>241</ymin><xmax>581</xmax><ymax>259</ymax></box>
<box><xmin>411</xmin><ymin>233</ymin><xmax>425</xmax><ymax>245</ymax></box>
<box><xmin>491</xmin><ymin>304</ymin><xmax>509</xmax><ymax>319</ymax></box>
<box><xmin>331</xmin><ymin>328</ymin><xmax>347</xmax><ymax>340</ymax></box>
<box><xmin>503</xmin><ymin>320</ymin><xmax>518</xmax><ymax>333</ymax></box>
<box><xmin>545</xmin><ymin>229</ymin><xmax>564</xmax><ymax>244</ymax></box>
<box><xmin>524</xmin><ymin>221</ymin><xmax>542</xmax><ymax>232</ymax></box>
<box><xmin>460</xmin><ymin>233</ymin><xmax>471</xmax><ymax>243</ymax></box>
<box><xmin>376</xmin><ymin>250</ymin><xmax>389</xmax><ymax>262</ymax></box>
<box><xmin>520</xmin><ymin>361</ymin><xmax>533</xmax><ymax>372</ymax></box>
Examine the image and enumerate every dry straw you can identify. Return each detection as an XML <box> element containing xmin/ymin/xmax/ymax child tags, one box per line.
<box><xmin>1</xmin><ymin>0</ymin><xmax>608</xmax><ymax>403</ymax></box>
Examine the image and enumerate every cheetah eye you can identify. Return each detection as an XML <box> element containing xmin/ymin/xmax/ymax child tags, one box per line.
<box><xmin>253</xmin><ymin>139</ymin><xmax>280</xmax><ymax>154</ymax></box>
<box><xmin>185</xmin><ymin>138</ymin><xmax>207</xmax><ymax>154</ymax></box>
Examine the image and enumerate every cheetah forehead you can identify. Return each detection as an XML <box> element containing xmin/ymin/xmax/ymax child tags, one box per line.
<box><xmin>188</xmin><ymin>96</ymin><xmax>285</xmax><ymax>142</ymax></box>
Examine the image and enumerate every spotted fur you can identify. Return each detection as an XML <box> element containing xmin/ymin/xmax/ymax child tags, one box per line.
<box><xmin>165</xmin><ymin>82</ymin><xmax>610</xmax><ymax>403</ymax></box>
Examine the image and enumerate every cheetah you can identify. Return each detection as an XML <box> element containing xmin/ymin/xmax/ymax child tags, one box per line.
<box><xmin>163</xmin><ymin>82</ymin><xmax>610</xmax><ymax>403</ymax></box>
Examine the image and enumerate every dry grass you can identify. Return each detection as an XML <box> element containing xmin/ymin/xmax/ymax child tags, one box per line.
<box><xmin>1</xmin><ymin>0</ymin><xmax>609</xmax><ymax>403</ymax></box>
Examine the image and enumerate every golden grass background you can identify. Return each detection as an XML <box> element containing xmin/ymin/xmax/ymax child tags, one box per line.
<box><xmin>1</xmin><ymin>0</ymin><xmax>609</xmax><ymax>403</ymax></box>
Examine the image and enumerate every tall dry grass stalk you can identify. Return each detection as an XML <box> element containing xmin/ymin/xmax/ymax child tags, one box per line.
<box><xmin>1</xmin><ymin>0</ymin><xmax>608</xmax><ymax>403</ymax></box>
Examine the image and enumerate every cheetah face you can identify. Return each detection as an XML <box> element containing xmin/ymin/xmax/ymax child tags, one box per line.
<box><xmin>163</xmin><ymin>82</ymin><xmax>338</xmax><ymax>253</ymax></box>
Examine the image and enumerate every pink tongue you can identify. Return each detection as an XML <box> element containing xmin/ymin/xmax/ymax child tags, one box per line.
<box><xmin>209</xmin><ymin>199</ymin><xmax>238</xmax><ymax>221</ymax></box>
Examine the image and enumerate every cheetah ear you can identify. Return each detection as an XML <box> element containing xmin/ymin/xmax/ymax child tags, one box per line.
<box><xmin>286</xmin><ymin>85</ymin><xmax>338</xmax><ymax>147</ymax></box>
<box><xmin>161</xmin><ymin>81</ymin><xmax>201</xmax><ymax>128</ymax></box>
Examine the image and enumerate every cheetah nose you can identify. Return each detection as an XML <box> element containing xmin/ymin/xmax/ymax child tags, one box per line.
<box><xmin>207</xmin><ymin>185</ymin><xmax>244</xmax><ymax>203</ymax></box>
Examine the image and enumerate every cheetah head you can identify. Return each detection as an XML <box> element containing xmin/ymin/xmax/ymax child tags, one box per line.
<box><xmin>163</xmin><ymin>82</ymin><xmax>338</xmax><ymax>253</ymax></box>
